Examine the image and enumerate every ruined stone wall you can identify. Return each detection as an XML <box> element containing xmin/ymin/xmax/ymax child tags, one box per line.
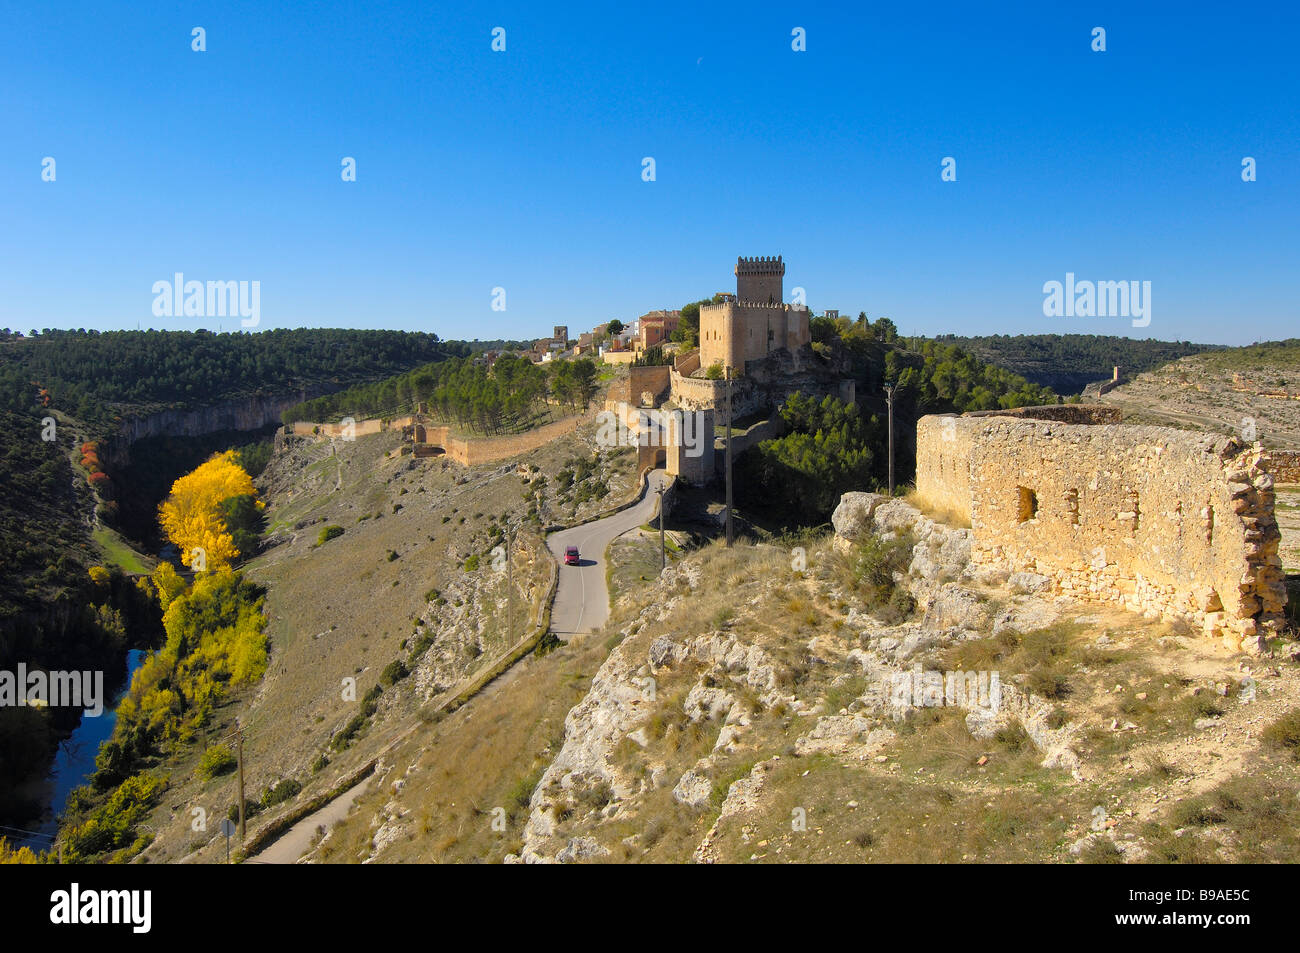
<box><xmin>914</xmin><ymin>415</ymin><xmax>974</xmax><ymax>523</ymax></box>
<box><xmin>916</xmin><ymin>414</ymin><xmax>1286</xmax><ymax>652</ymax></box>
<box><xmin>1266</xmin><ymin>449</ymin><xmax>1300</xmax><ymax>484</ymax></box>
<box><xmin>291</xmin><ymin>419</ymin><xmax>384</xmax><ymax>439</ymax></box>
<box><xmin>669</xmin><ymin>369</ymin><xmax>728</xmax><ymax>411</ymax></box>
<box><xmin>289</xmin><ymin>414</ymin><xmax>585</xmax><ymax>467</ymax></box>
<box><xmin>965</xmin><ymin>404</ymin><xmax>1122</xmax><ymax>425</ymax></box>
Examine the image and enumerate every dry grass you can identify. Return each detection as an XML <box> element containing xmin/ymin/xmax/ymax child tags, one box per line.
<box><xmin>312</xmin><ymin>630</ymin><xmax>613</xmax><ymax>863</ymax></box>
<box><xmin>904</xmin><ymin>488</ymin><xmax>972</xmax><ymax>529</ymax></box>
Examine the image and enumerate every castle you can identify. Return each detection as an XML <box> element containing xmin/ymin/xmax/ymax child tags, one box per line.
<box><xmin>592</xmin><ymin>254</ymin><xmax>851</xmax><ymax>487</ymax></box>
<box><xmin>699</xmin><ymin>256</ymin><xmax>811</xmax><ymax>375</ymax></box>
<box><xmin>915</xmin><ymin>407</ymin><xmax>1288</xmax><ymax>654</ymax></box>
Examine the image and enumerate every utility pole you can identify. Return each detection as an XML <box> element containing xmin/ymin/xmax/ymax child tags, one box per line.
<box><xmin>657</xmin><ymin>484</ymin><xmax>667</xmax><ymax>571</ymax></box>
<box><xmin>235</xmin><ymin>722</ymin><xmax>246</xmax><ymax>844</ymax></box>
<box><xmin>884</xmin><ymin>383</ymin><xmax>896</xmax><ymax>497</ymax></box>
<box><xmin>724</xmin><ymin>365</ymin><xmax>733</xmax><ymax>547</ymax></box>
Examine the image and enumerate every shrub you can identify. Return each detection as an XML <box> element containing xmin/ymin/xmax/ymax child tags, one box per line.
<box><xmin>227</xmin><ymin>798</ymin><xmax>262</xmax><ymax>823</ymax></box>
<box><xmin>61</xmin><ymin>773</ymin><xmax>168</xmax><ymax>861</ymax></box>
<box><xmin>852</xmin><ymin>531</ymin><xmax>915</xmax><ymax>605</ymax></box>
<box><xmin>317</xmin><ymin>525</ymin><xmax>344</xmax><ymax>545</ymax></box>
<box><xmin>331</xmin><ymin>714</ymin><xmax>368</xmax><ymax>750</ymax></box>
<box><xmin>409</xmin><ymin>631</ymin><xmax>435</xmax><ymax>658</ymax></box>
<box><xmin>379</xmin><ymin>660</ymin><xmax>409</xmax><ymax>688</ymax></box>
<box><xmin>261</xmin><ymin>778</ymin><xmax>303</xmax><ymax>807</ymax></box>
<box><xmin>463</xmin><ymin>554</ymin><xmax>481</xmax><ymax>571</ymax></box>
<box><xmin>197</xmin><ymin>744</ymin><xmax>237</xmax><ymax>781</ymax></box>
<box><xmin>1262</xmin><ymin>709</ymin><xmax>1300</xmax><ymax>760</ymax></box>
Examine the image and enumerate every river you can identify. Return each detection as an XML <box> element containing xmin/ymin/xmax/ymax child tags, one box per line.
<box><xmin>15</xmin><ymin>648</ymin><xmax>146</xmax><ymax>851</ymax></box>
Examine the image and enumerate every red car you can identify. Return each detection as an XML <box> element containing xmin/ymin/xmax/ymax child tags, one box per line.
<box><xmin>564</xmin><ymin>546</ymin><xmax>580</xmax><ymax>566</ymax></box>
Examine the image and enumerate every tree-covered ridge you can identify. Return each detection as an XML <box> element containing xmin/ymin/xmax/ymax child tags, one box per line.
<box><xmin>1186</xmin><ymin>338</ymin><xmax>1300</xmax><ymax>373</ymax></box>
<box><xmin>885</xmin><ymin>338</ymin><xmax>1056</xmax><ymax>413</ymax></box>
<box><xmin>0</xmin><ymin>328</ymin><xmax>465</xmax><ymax>429</ymax></box>
<box><xmin>0</xmin><ymin>409</ymin><xmax>95</xmax><ymax>619</ymax></box>
<box><xmin>924</xmin><ymin>333</ymin><xmax>1218</xmax><ymax>393</ymax></box>
<box><xmin>284</xmin><ymin>353</ymin><xmax>601</xmax><ymax>435</ymax></box>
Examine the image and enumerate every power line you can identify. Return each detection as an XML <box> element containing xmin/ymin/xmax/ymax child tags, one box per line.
<box><xmin>0</xmin><ymin>824</ymin><xmax>56</xmax><ymax>841</ymax></box>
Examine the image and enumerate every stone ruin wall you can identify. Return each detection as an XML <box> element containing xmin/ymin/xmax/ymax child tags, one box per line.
<box><xmin>914</xmin><ymin>414</ymin><xmax>974</xmax><ymax>523</ymax></box>
<box><xmin>287</xmin><ymin>413</ymin><xmax>584</xmax><ymax>467</ymax></box>
<box><xmin>1267</xmin><ymin>449</ymin><xmax>1300</xmax><ymax>484</ymax></box>
<box><xmin>965</xmin><ymin>404</ymin><xmax>1123</xmax><ymax>425</ymax></box>
<box><xmin>916</xmin><ymin>414</ymin><xmax>1287</xmax><ymax>652</ymax></box>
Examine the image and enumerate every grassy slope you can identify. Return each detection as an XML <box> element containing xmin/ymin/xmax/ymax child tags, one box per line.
<box><xmin>1098</xmin><ymin>344</ymin><xmax>1300</xmax><ymax>446</ymax></box>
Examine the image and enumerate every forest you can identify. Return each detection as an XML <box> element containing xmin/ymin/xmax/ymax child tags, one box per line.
<box><xmin>0</xmin><ymin>328</ymin><xmax>464</xmax><ymax>431</ymax></box>
<box><xmin>925</xmin><ymin>333</ymin><xmax>1216</xmax><ymax>393</ymax></box>
<box><xmin>284</xmin><ymin>353</ymin><xmax>601</xmax><ymax>434</ymax></box>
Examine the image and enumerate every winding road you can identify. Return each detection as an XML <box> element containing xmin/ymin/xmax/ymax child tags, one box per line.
<box><xmin>546</xmin><ymin>469</ymin><xmax>672</xmax><ymax>639</ymax></box>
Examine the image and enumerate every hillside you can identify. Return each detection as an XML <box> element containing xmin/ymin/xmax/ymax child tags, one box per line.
<box><xmin>292</xmin><ymin>494</ymin><xmax>1300</xmax><ymax>863</ymax></box>
<box><xmin>928</xmin><ymin>334</ymin><xmax>1217</xmax><ymax>395</ymax></box>
<box><xmin>1096</xmin><ymin>341</ymin><xmax>1300</xmax><ymax>448</ymax></box>
<box><xmin>130</xmin><ymin>407</ymin><xmax>645</xmax><ymax>863</ymax></box>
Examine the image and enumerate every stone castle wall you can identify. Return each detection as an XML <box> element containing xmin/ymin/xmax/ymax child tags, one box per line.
<box><xmin>290</xmin><ymin>413</ymin><xmax>584</xmax><ymax>467</ymax></box>
<box><xmin>697</xmin><ymin>255</ymin><xmax>810</xmax><ymax>375</ymax></box>
<box><xmin>700</xmin><ymin>301</ymin><xmax>810</xmax><ymax>373</ymax></box>
<box><xmin>916</xmin><ymin>414</ymin><xmax>1286</xmax><ymax>652</ymax></box>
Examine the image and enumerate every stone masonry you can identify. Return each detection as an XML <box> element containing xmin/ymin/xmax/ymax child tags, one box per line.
<box><xmin>916</xmin><ymin>413</ymin><xmax>1288</xmax><ymax>653</ymax></box>
<box><xmin>699</xmin><ymin>256</ymin><xmax>810</xmax><ymax>374</ymax></box>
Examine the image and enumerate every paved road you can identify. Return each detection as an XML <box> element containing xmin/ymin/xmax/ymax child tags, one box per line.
<box><xmin>246</xmin><ymin>776</ymin><xmax>373</xmax><ymax>864</ymax></box>
<box><xmin>546</xmin><ymin>469</ymin><xmax>672</xmax><ymax>639</ymax></box>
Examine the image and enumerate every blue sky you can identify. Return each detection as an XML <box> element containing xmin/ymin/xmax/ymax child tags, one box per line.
<box><xmin>3</xmin><ymin>1</ymin><xmax>1297</xmax><ymax>345</ymax></box>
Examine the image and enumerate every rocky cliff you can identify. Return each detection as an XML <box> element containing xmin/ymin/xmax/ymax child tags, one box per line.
<box><xmin>101</xmin><ymin>390</ymin><xmax>324</xmax><ymax>466</ymax></box>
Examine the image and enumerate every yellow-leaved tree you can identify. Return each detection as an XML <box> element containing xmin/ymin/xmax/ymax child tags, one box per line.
<box><xmin>157</xmin><ymin>451</ymin><xmax>257</xmax><ymax>570</ymax></box>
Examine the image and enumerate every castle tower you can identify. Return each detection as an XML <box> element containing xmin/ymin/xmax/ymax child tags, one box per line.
<box><xmin>736</xmin><ymin>255</ymin><xmax>784</xmax><ymax>305</ymax></box>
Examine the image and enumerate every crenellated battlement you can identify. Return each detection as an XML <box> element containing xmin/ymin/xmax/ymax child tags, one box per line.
<box><xmin>701</xmin><ymin>299</ymin><xmax>803</xmax><ymax>313</ymax></box>
<box><xmin>735</xmin><ymin>255</ymin><xmax>785</xmax><ymax>275</ymax></box>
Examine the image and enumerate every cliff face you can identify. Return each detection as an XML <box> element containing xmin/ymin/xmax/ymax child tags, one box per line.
<box><xmin>101</xmin><ymin>390</ymin><xmax>323</xmax><ymax>466</ymax></box>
